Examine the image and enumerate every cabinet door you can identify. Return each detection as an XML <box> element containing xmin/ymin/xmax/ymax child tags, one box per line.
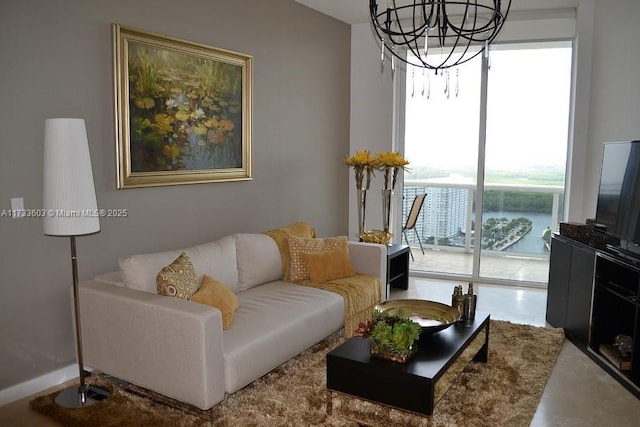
<box><xmin>546</xmin><ymin>237</ymin><xmax>571</xmax><ymax>327</ymax></box>
<box><xmin>565</xmin><ymin>245</ymin><xmax>595</xmax><ymax>346</ymax></box>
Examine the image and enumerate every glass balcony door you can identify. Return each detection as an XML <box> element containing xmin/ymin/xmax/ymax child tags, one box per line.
<box><xmin>479</xmin><ymin>42</ymin><xmax>572</xmax><ymax>283</ymax></box>
<box><xmin>403</xmin><ymin>52</ymin><xmax>482</xmax><ymax>277</ymax></box>
<box><xmin>402</xmin><ymin>42</ymin><xmax>572</xmax><ymax>285</ymax></box>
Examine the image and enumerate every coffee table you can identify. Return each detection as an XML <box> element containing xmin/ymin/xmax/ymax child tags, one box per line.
<box><xmin>326</xmin><ymin>312</ymin><xmax>490</xmax><ymax>416</ymax></box>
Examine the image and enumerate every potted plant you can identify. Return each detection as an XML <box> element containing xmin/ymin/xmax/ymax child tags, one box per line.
<box><xmin>355</xmin><ymin>310</ymin><xmax>422</xmax><ymax>363</ymax></box>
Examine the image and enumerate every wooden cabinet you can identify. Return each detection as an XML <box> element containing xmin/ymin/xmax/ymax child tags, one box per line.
<box><xmin>590</xmin><ymin>253</ymin><xmax>640</xmax><ymax>396</ymax></box>
<box><xmin>565</xmin><ymin>244</ymin><xmax>596</xmax><ymax>346</ymax></box>
<box><xmin>546</xmin><ymin>234</ymin><xmax>595</xmax><ymax>347</ymax></box>
<box><xmin>547</xmin><ymin>234</ymin><xmax>640</xmax><ymax>397</ymax></box>
<box><xmin>546</xmin><ymin>236</ymin><xmax>572</xmax><ymax>328</ymax></box>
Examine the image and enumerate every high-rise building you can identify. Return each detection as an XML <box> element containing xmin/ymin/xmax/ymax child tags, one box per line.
<box><xmin>403</xmin><ymin>177</ymin><xmax>469</xmax><ymax>244</ymax></box>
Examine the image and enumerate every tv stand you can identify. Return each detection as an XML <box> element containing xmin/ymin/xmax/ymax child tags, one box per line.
<box><xmin>605</xmin><ymin>243</ymin><xmax>640</xmax><ymax>267</ymax></box>
<box><xmin>590</xmin><ymin>252</ymin><xmax>640</xmax><ymax>393</ymax></box>
<box><xmin>547</xmin><ymin>234</ymin><xmax>640</xmax><ymax>398</ymax></box>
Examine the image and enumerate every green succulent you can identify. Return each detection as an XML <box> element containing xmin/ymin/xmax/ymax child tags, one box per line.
<box><xmin>369</xmin><ymin>310</ymin><xmax>422</xmax><ymax>353</ymax></box>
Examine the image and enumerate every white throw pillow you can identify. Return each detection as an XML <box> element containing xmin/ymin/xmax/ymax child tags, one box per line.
<box><xmin>235</xmin><ymin>233</ymin><xmax>283</xmax><ymax>291</ymax></box>
<box><xmin>119</xmin><ymin>235</ymin><xmax>239</xmax><ymax>293</ymax></box>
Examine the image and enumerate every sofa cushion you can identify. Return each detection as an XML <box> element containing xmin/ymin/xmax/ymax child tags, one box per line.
<box><xmin>287</xmin><ymin>236</ymin><xmax>348</xmax><ymax>282</ymax></box>
<box><xmin>190</xmin><ymin>275</ymin><xmax>239</xmax><ymax>329</ymax></box>
<box><xmin>222</xmin><ymin>281</ymin><xmax>343</xmax><ymax>394</ymax></box>
<box><xmin>119</xmin><ymin>235</ymin><xmax>239</xmax><ymax>294</ymax></box>
<box><xmin>301</xmin><ymin>245</ymin><xmax>355</xmax><ymax>284</ymax></box>
<box><xmin>235</xmin><ymin>233</ymin><xmax>283</xmax><ymax>291</ymax></box>
<box><xmin>156</xmin><ymin>253</ymin><xmax>200</xmax><ymax>300</ymax></box>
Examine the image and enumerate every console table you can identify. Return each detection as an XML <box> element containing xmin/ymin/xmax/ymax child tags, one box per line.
<box><xmin>387</xmin><ymin>244</ymin><xmax>409</xmax><ymax>298</ymax></box>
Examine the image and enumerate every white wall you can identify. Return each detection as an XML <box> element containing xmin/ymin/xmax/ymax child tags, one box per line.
<box><xmin>583</xmin><ymin>0</ymin><xmax>640</xmax><ymax>217</ymax></box>
<box><xmin>0</xmin><ymin>0</ymin><xmax>350</xmax><ymax>393</ymax></box>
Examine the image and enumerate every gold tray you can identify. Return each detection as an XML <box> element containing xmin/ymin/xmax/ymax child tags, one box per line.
<box><xmin>374</xmin><ymin>299</ymin><xmax>460</xmax><ymax>334</ymax></box>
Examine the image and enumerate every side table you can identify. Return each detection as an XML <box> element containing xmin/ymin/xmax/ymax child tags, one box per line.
<box><xmin>387</xmin><ymin>244</ymin><xmax>409</xmax><ymax>298</ymax></box>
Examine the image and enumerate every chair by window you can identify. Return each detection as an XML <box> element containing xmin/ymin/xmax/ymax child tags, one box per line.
<box><xmin>402</xmin><ymin>194</ymin><xmax>426</xmax><ymax>261</ymax></box>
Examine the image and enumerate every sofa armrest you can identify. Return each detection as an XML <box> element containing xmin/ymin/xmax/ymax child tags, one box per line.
<box><xmin>78</xmin><ymin>280</ymin><xmax>225</xmax><ymax>409</ymax></box>
<box><xmin>348</xmin><ymin>241</ymin><xmax>387</xmax><ymax>299</ymax></box>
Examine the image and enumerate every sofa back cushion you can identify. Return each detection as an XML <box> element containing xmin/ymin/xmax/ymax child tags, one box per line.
<box><xmin>235</xmin><ymin>233</ymin><xmax>283</xmax><ymax>291</ymax></box>
<box><xmin>119</xmin><ymin>235</ymin><xmax>239</xmax><ymax>294</ymax></box>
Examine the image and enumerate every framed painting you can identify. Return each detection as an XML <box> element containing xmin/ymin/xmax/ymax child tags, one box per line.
<box><xmin>113</xmin><ymin>24</ymin><xmax>252</xmax><ymax>189</ymax></box>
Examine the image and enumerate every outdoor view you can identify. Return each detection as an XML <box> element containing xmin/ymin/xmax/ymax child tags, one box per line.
<box><xmin>402</xmin><ymin>41</ymin><xmax>573</xmax><ymax>283</ymax></box>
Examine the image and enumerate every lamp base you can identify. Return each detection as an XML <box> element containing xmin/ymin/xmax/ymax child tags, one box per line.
<box><xmin>54</xmin><ymin>385</ymin><xmax>110</xmax><ymax>408</ymax></box>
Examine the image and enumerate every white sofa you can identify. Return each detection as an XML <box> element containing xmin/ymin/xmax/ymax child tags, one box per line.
<box><xmin>77</xmin><ymin>232</ymin><xmax>386</xmax><ymax>409</ymax></box>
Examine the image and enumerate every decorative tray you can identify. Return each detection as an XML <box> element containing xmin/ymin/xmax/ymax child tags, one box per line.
<box><xmin>374</xmin><ymin>299</ymin><xmax>460</xmax><ymax>334</ymax></box>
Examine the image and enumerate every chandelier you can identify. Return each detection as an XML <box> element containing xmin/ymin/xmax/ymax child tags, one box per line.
<box><xmin>369</xmin><ymin>0</ymin><xmax>511</xmax><ymax>72</ymax></box>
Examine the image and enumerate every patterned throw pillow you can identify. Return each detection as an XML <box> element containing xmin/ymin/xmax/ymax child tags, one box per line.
<box><xmin>190</xmin><ymin>275</ymin><xmax>240</xmax><ymax>329</ymax></box>
<box><xmin>287</xmin><ymin>235</ymin><xmax>348</xmax><ymax>282</ymax></box>
<box><xmin>156</xmin><ymin>252</ymin><xmax>199</xmax><ymax>300</ymax></box>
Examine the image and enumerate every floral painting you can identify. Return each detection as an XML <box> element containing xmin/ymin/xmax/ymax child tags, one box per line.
<box><xmin>114</xmin><ymin>25</ymin><xmax>252</xmax><ymax>188</ymax></box>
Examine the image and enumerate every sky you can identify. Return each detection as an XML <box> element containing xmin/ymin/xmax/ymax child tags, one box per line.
<box><xmin>404</xmin><ymin>43</ymin><xmax>573</xmax><ymax>172</ymax></box>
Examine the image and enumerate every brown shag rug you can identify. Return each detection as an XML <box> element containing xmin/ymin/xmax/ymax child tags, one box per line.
<box><xmin>31</xmin><ymin>320</ymin><xmax>564</xmax><ymax>426</ymax></box>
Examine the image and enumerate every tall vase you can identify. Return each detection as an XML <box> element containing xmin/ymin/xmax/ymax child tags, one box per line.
<box><xmin>357</xmin><ymin>188</ymin><xmax>367</xmax><ymax>235</ymax></box>
<box><xmin>382</xmin><ymin>189</ymin><xmax>392</xmax><ymax>235</ymax></box>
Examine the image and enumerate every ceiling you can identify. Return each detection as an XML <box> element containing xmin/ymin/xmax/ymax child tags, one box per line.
<box><xmin>294</xmin><ymin>0</ymin><xmax>581</xmax><ymax>25</ymax></box>
<box><xmin>295</xmin><ymin>0</ymin><xmax>369</xmax><ymax>25</ymax></box>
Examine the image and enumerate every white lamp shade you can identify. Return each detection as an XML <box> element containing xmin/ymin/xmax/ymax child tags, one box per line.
<box><xmin>43</xmin><ymin>118</ymin><xmax>100</xmax><ymax>236</ymax></box>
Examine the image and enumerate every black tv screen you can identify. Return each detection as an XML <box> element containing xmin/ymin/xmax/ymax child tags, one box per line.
<box><xmin>596</xmin><ymin>141</ymin><xmax>640</xmax><ymax>248</ymax></box>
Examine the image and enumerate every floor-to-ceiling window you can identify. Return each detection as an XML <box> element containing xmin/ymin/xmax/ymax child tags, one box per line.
<box><xmin>401</xmin><ymin>40</ymin><xmax>573</xmax><ymax>286</ymax></box>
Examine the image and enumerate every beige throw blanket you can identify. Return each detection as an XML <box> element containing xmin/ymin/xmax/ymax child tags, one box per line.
<box><xmin>298</xmin><ymin>274</ymin><xmax>381</xmax><ymax>337</ymax></box>
<box><xmin>264</xmin><ymin>223</ymin><xmax>382</xmax><ymax>337</ymax></box>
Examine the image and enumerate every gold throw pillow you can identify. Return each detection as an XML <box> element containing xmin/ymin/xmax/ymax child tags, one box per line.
<box><xmin>287</xmin><ymin>235</ymin><xmax>348</xmax><ymax>282</ymax></box>
<box><xmin>190</xmin><ymin>275</ymin><xmax>240</xmax><ymax>329</ymax></box>
<box><xmin>301</xmin><ymin>245</ymin><xmax>355</xmax><ymax>283</ymax></box>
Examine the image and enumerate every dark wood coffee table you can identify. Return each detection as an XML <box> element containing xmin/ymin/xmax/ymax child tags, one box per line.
<box><xmin>326</xmin><ymin>312</ymin><xmax>490</xmax><ymax>416</ymax></box>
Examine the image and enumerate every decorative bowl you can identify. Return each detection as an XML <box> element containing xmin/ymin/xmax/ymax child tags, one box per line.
<box><xmin>374</xmin><ymin>299</ymin><xmax>460</xmax><ymax>334</ymax></box>
<box><xmin>358</xmin><ymin>229</ymin><xmax>392</xmax><ymax>245</ymax></box>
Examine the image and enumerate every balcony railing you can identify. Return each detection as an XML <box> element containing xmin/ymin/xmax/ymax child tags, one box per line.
<box><xmin>403</xmin><ymin>179</ymin><xmax>564</xmax><ymax>260</ymax></box>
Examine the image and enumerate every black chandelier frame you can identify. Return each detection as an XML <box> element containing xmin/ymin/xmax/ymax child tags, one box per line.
<box><xmin>369</xmin><ymin>0</ymin><xmax>511</xmax><ymax>71</ymax></box>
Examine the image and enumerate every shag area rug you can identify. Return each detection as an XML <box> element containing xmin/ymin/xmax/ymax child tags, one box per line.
<box><xmin>31</xmin><ymin>320</ymin><xmax>564</xmax><ymax>426</ymax></box>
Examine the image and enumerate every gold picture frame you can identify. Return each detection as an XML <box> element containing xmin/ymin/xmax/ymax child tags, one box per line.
<box><xmin>113</xmin><ymin>24</ymin><xmax>252</xmax><ymax>189</ymax></box>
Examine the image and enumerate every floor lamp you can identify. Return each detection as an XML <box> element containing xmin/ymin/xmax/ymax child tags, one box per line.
<box><xmin>43</xmin><ymin>118</ymin><xmax>108</xmax><ymax>407</ymax></box>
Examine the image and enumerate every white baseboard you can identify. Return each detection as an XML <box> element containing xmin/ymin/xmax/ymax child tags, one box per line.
<box><xmin>0</xmin><ymin>365</ymin><xmax>77</xmax><ymax>406</ymax></box>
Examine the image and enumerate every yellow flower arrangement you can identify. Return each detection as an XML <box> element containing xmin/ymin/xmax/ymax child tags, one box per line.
<box><xmin>375</xmin><ymin>151</ymin><xmax>410</xmax><ymax>190</ymax></box>
<box><xmin>345</xmin><ymin>150</ymin><xmax>377</xmax><ymax>189</ymax></box>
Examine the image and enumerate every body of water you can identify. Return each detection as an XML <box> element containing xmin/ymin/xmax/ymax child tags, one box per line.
<box><xmin>482</xmin><ymin>211</ymin><xmax>552</xmax><ymax>255</ymax></box>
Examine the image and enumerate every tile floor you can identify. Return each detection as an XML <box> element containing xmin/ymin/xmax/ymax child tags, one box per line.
<box><xmin>409</xmin><ymin>246</ymin><xmax>550</xmax><ymax>284</ymax></box>
<box><xmin>390</xmin><ymin>277</ymin><xmax>640</xmax><ymax>426</ymax></box>
<box><xmin>1</xmin><ymin>277</ymin><xmax>639</xmax><ymax>426</ymax></box>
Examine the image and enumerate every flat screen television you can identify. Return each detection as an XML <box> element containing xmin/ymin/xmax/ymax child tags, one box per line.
<box><xmin>595</xmin><ymin>140</ymin><xmax>640</xmax><ymax>256</ymax></box>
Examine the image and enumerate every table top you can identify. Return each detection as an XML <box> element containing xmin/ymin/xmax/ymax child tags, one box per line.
<box><xmin>387</xmin><ymin>244</ymin><xmax>409</xmax><ymax>256</ymax></box>
<box><xmin>327</xmin><ymin>312</ymin><xmax>490</xmax><ymax>381</ymax></box>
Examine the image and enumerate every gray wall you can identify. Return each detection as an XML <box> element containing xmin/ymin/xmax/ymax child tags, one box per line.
<box><xmin>0</xmin><ymin>0</ymin><xmax>350</xmax><ymax>390</ymax></box>
<box><xmin>348</xmin><ymin>22</ymin><xmax>394</xmax><ymax>238</ymax></box>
